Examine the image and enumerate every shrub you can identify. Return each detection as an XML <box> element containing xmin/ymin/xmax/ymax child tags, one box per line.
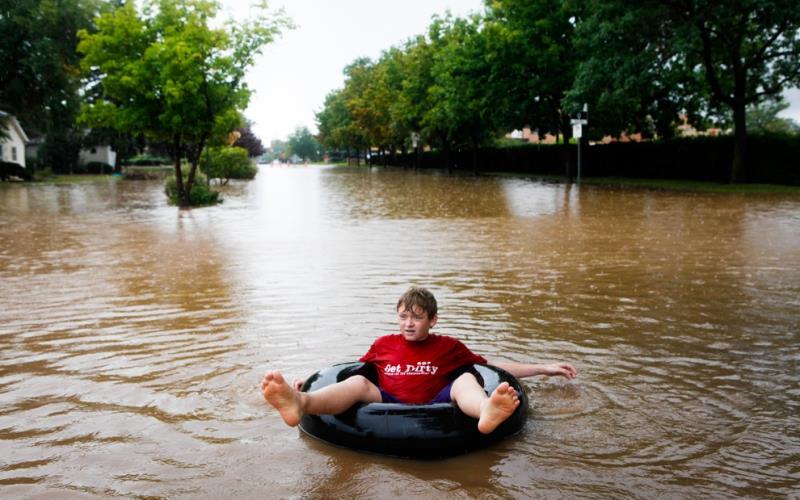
<box><xmin>32</xmin><ymin>166</ymin><xmax>54</xmax><ymax>181</ymax></box>
<box><xmin>164</xmin><ymin>169</ymin><xmax>220</xmax><ymax>206</ymax></box>
<box><xmin>200</xmin><ymin>146</ymin><xmax>257</xmax><ymax>183</ymax></box>
<box><xmin>124</xmin><ymin>154</ymin><xmax>170</xmax><ymax>166</ymax></box>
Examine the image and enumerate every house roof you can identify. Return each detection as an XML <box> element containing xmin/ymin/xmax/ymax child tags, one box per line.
<box><xmin>0</xmin><ymin>110</ymin><xmax>30</xmax><ymax>143</ymax></box>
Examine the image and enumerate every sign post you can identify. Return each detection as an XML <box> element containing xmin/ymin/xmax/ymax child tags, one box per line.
<box><xmin>570</xmin><ymin>118</ymin><xmax>588</xmax><ymax>183</ymax></box>
<box><xmin>411</xmin><ymin>132</ymin><xmax>420</xmax><ymax>169</ymax></box>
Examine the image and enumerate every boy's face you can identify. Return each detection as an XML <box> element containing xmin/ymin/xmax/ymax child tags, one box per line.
<box><xmin>397</xmin><ymin>305</ymin><xmax>437</xmax><ymax>342</ymax></box>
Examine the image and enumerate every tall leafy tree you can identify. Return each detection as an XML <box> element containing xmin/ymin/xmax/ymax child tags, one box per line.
<box><xmin>425</xmin><ymin>14</ymin><xmax>503</xmax><ymax>170</ymax></box>
<box><xmin>746</xmin><ymin>98</ymin><xmax>800</xmax><ymax>134</ymax></box>
<box><xmin>484</xmin><ymin>0</ymin><xmax>585</xmax><ymax>176</ymax></box>
<box><xmin>286</xmin><ymin>126</ymin><xmax>320</xmax><ymax>161</ymax></box>
<box><xmin>666</xmin><ymin>0</ymin><xmax>800</xmax><ymax>182</ymax></box>
<box><xmin>315</xmin><ymin>62</ymin><xmax>371</xmax><ymax>159</ymax></box>
<box><xmin>366</xmin><ymin>48</ymin><xmax>408</xmax><ymax>161</ymax></box>
<box><xmin>316</xmin><ymin>89</ymin><xmax>351</xmax><ymax>153</ymax></box>
<box><xmin>573</xmin><ymin>0</ymin><xmax>800</xmax><ymax>182</ymax></box>
<box><xmin>567</xmin><ymin>1</ymin><xmax>701</xmax><ymax>140</ymax></box>
<box><xmin>316</xmin><ymin>88</ymin><xmax>369</xmax><ymax>158</ymax></box>
<box><xmin>78</xmin><ymin>0</ymin><xmax>288</xmax><ymax>205</ymax></box>
<box><xmin>341</xmin><ymin>58</ymin><xmax>381</xmax><ymax>159</ymax></box>
<box><xmin>391</xmin><ymin>35</ymin><xmax>436</xmax><ymax>152</ymax></box>
<box><xmin>1</xmin><ymin>0</ymin><xmax>107</xmax><ymax>170</ymax></box>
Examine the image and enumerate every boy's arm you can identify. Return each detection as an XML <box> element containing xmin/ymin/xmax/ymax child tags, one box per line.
<box><xmin>489</xmin><ymin>360</ymin><xmax>577</xmax><ymax>380</ymax></box>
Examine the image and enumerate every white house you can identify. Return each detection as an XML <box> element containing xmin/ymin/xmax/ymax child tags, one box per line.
<box><xmin>25</xmin><ymin>134</ymin><xmax>118</xmax><ymax>169</ymax></box>
<box><xmin>0</xmin><ymin>111</ymin><xmax>29</xmax><ymax>167</ymax></box>
<box><xmin>79</xmin><ymin>144</ymin><xmax>117</xmax><ymax>167</ymax></box>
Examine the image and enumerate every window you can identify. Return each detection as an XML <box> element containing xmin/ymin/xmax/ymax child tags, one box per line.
<box><xmin>12</xmin><ymin>147</ymin><xmax>17</xmax><ymax>161</ymax></box>
<box><xmin>90</xmin><ymin>147</ymin><xmax>97</xmax><ymax>154</ymax></box>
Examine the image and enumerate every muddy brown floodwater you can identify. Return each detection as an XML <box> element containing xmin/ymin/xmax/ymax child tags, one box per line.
<box><xmin>1</xmin><ymin>166</ymin><xmax>798</xmax><ymax>499</ymax></box>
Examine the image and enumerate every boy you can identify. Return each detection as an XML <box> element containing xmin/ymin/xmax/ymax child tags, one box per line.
<box><xmin>261</xmin><ymin>286</ymin><xmax>577</xmax><ymax>435</ymax></box>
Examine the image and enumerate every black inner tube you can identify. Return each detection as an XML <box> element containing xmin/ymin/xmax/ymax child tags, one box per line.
<box><xmin>298</xmin><ymin>362</ymin><xmax>528</xmax><ymax>459</ymax></box>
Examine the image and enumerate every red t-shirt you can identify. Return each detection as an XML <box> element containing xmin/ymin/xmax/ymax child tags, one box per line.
<box><xmin>359</xmin><ymin>333</ymin><xmax>487</xmax><ymax>404</ymax></box>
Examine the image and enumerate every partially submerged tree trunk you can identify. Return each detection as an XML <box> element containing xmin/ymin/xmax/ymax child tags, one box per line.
<box><xmin>560</xmin><ymin>113</ymin><xmax>574</xmax><ymax>182</ymax></box>
<box><xmin>730</xmin><ymin>88</ymin><xmax>748</xmax><ymax>183</ymax></box>
<box><xmin>182</xmin><ymin>134</ymin><xmax>208</xmax><ymax>206</ymax></box>
<box><xmin>470</xmin><ymin>136</ymin><xmax>480</xmax><ymax>175</ymax></box>
<box><xmin>443</xmin><ymin>144</ymin><xmax>452</xmax><ymax>174</ymax></box>
<box><xmin>114</xmin><ymin>151</ymin><xmax>122</xmax><ymax>174</ymax></box>
<box><xmin>172</xmin><ymin>134</ymin><xmax>186</xmax><ymax>206</ymax></box>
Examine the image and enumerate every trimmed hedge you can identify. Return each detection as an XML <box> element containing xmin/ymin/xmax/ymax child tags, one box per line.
<box><xmin>124</xmin><ymin>154</ymin><xmax>170</xmax><ymax>166</ymax></box>
<box><xmin>394</xmin><ymin>135</ymin><xmax>800</xmax><ymax>185</ymax></box>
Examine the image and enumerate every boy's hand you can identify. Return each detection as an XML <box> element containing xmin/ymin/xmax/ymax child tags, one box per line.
<box><xmin>541</xmin><ymin>362</ymin><xmax>578</xmax><ymax>379</ymax></box>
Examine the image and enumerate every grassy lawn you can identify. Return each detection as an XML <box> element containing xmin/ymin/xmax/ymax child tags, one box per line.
<box><xmin>580</xmin><ymin>177</ymin><xmax>800</xmax><ymax>194</ymax></box>
<box><xmin>485</xmin><ymin>172</ymin><xmax>800</xmax><ymax>195</ymax></box>
<box><xmin>43</xmin><ymin>174</ymin><xmax>120</xmax><ymax>184</ymax></box>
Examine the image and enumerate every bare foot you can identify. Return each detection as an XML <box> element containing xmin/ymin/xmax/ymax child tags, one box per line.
<box><xmin>477</xmin><ymin>382</ymin><xmax>520</xmax><ymax>434</ymax></box>
<box><xmin>261</xmin><ymin>371</ymin><xmax>305</xmax><ymax>427</ymax></box>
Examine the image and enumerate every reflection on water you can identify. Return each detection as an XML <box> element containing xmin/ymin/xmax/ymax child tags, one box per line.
<box><xmin>1</xmin><ymin>167</ymin><xmax>798</xmax><ymax>498</ymax></box>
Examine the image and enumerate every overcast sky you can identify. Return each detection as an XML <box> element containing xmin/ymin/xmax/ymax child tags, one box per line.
<box><xmin>221</xmin><ymin>0</ymin><xmax>800</xmax><ymax>144</ymax></box>
<box><xmin>221</xmin><ymin>0</ymin><xmax>485</xmax><ymax>144</ymax></box>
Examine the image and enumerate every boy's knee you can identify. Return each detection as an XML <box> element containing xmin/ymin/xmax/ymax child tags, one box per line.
<box><xmin>346</xmin><ymin>375</ymin><xmax>377</xmax><ymax>393</ymax></box>
<box><xmin>450</xmin><ymin>372</ymin><xmax>485</xmax><ymax>401</ymax></box>
<box><xmin>453</xmin><ymin>371</ymin><xmax>480</xmax><ymax>387</ymax></box>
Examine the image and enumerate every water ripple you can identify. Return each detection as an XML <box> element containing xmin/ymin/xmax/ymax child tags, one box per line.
<box><xmin>1</xmin><ymin>170</ymin><xmax>798</xmax><ymax>498</ymax></box>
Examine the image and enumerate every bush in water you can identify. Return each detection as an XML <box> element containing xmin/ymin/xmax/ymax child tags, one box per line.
<box><xmin>164</xmin><ymin>168</ymin><xmax>220</xmax><ymax>206</ymax></box>
<box><xmin>200</xmin><ymin>146</ymin><xmax>257</xmax><ymax>184</ymax></box>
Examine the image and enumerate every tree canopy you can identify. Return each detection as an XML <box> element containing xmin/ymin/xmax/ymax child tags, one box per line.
<box><xmin>287</xmin><ymin>126</ymin><xmax>321</xmax><ymax>161</ymax></box>
<box><xmin>1</xmin><ymin>0</ymin><xmax>108</xmax><ymax>170</ymax></box>
<box><xmin>313</xmin><ymin>0</ymin><xmax>800</xmax><ymax>181</ymax></box>
<box><xmin>233</xmin><ymin>121</ymin><xmax>267</xmax><ymax>158</ymax></box>
<box><xmin>78</xmin><ymin>0</ymin><xmax>288</xmax><ymax>205</ymax></box>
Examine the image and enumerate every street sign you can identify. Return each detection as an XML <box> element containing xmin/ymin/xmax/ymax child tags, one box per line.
<box><xmin>573</xmin><ymin>123</ymin><xmax>583</xmax><ymax>139</ymax></box>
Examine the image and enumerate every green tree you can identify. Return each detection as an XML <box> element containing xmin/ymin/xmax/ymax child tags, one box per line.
<box><xmin>316</xmin><ymin>89</ymin><xmax>351</xmax><ymax>154</ymax></box>
<box><xmin>484</xmin><ymin>0</ymin><xmax>585</xmax><ymax>177</ymax></box>
<box><xmin>574</xmin><ymin>0</ymin><xmax>800</xmax><ymax>182</ymax></box>
<box><xmin>356</xmin><ymin>49</ymin><xmax>408</xmax><ymax>163</ymax></box>
<box><xmin>316</xmin><ymin>86</ymin><xmax>368</xmax><ymax>160</ymax></box>
<box><xmin>567</xmin><ymin>1</ymin><xmax>701</xmax><ymax>140</ymax></box>
<box><xmin>78</xmin><ymin>0</ymin><xmax>288</xmax><ymax>206</ymax></box>
<box><xmin>201</xmin><ymin>145</ymin><xmax>256</xmax><ymax>184</ymax></box>
<box><xmin>1</xmin><ymin>0</ymin><xmax>107</xmax><ymax>171</ymax></box>
<box><xmin>267</xmin><ymin>138</ymin><xmax>287</xmax><ymax>162</ymax></box>
<box><xmin>425</xmin><ymin>14</ymin><xmax>504</xmax><ymax>171</ymax></box>
<box><xmin>391</xmin><ymin>36</ymin><xmax>434</xmax><ymax>154</ymax></box>
<box><xmin>344</xmin><ymin>58</ymin><xmax>387</xmax><ymax>159</ymax></box>
<box><xmin>485</xmin><ymin>0</ymin><xmax>582</xmax><ymax>137</ymax></box>
<box><xmin>671</xmin><ymin>0</ymin><xmax>800</xmax><ymax>181</ymax></box>
<box><xmin>380</xmin><ymin>47</ymin><xmax>415</xmax><ymax>157</ymax></box>
<box><xmin>747</xmin><ymin>99</ymin><xmax>800</xmax><ymax>134</ymax></box>
<box><xmin>340</xmin><ymin>58</ymin><xmax>378</xmax><ymax>160</ymax></box>
<box><xmin>286</xmin><ymin>126</ymin><xmax>321</xmax><ymax>161</ymax></box>
<box><xmin>411</xmin><ymin>20</ymin><xmax>456</xmax><ymax>155</ymax></box>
